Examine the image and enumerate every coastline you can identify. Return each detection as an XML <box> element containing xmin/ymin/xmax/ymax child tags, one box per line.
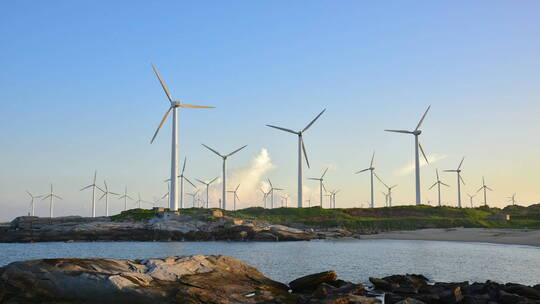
<box><xmin>358</xmin><ymin>227</ymin><xmax>540</xmax><ymax>247</ymax></box>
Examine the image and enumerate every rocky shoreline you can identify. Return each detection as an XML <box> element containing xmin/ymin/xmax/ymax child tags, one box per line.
<box><xmin>0</xmin><ymin>214</ymin><xmax>362</xmax><ymax>243</ymax></box>
<box><xmin>0</xmin><ymin>255</ymin><xmax>539</xmax><ymax>303</ymax></box>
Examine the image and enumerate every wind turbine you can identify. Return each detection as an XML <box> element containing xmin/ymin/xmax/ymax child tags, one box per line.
<box><xmin>149</xmin><ymin>64</ymin><xmax>214</xmax><ymax>211</ymax></box>
<box><xmin>476</xmin><ymin>177</ymin><xmax>493</xmax><ymax>206</ymax></box>
<box><xmin>266</xmin><ymin>178</ymin><xmax>283</xmax><ymax>208</ymax></box>
<box><xmin>385</xmin><ymin>105</ymin><xmax>431</xmax><ymax>205</ymax></box>
<box><xmin>308</xmin><ymin>168</ymin><xmax>328</xmax><ymax>207</ymax></box>
<box><xmin>228</xmin><ymin>184</ymin><xmax>241</xmax><ymax>211</ymax></box>
<box><xmin>135</xmin><ymin>193</ymin><xmax>151</xmax><ymax>209</ymax></box>
<box><xmin>202</xmin><ymin>144</ymin><xmax>247</xmax><ymax>210</ymax></box>
<box><xmin>444</xmin><ymin>157</ymin><xmax>466</xmax><ymax>208</ymax></box>
<box><xmin>374</xmin><ymin>173</ymin><xmax>397</xmax><ymax>207</ymax></box>
<box><xmin>507</xmin><ymin>193</ymin><xmax>517</xmax><ymax>206</ymax></box>
<box><xmin>41</xmin><ymin>184</ymin><xmax>62</xmax><ymax>218</ymax></box>
<box><xmin>355</xmin><ymin>152</ymin><xmax>376</xmax><ymax>208</ymax></box>
<box><xmin>196</xmin><ymin>177</ymin><xmax>219</xmax><ymax>208</ymax></box>
<box><xmin>80</xmin><ymin>170</ymin><xmax>104</xmax><ymax>218</ymax></box>
<box><xmin>118</xmin><ymin>186</ymin><xmax>133</xmax><ymax>211</ymax></box>
<box><xmin>429</xmin><ymin>169</ymin><xmax>450</xmax><ymax>207</ymax></box>
<box><xmin>26</xmin><ymin>191</ymin><xmax>42</xmax><ymax>216</ymax></box>
<box><xmin>381</xmin><ymin>191</ymin><xmax>389</xmax><ymax>206</ymax></box>
<box><xmin>260</xmin><ymin>188</ymin><xmax>269</xmax><ymax>208</ymax></box>
<box><xmin>306</xmin><ymin>197</ymin><xmax>311</xmax><ymax>207</ymax></box>
<box><xmin>467</xmin><ymin>193</ymin><xmax>476</xmax><ymax>208</ymax></box>
<box><xmin>186</xmin><ymin>189</ymin><xmax>199</xmax><ymax>207</ymax></box>
<box><xmin>266</xmin><ymin>109</ymin><xmax>326</xmax><ymax>208</ymax></box>
<box><xmin>98</xmin><ymin>181</ymin><xmax>119</xmax><ymax>216</ymax></box>
<box><xmin>329</xmin><ymin>190</ymin><xmax>340</xmax><ymax>208</ymax></box>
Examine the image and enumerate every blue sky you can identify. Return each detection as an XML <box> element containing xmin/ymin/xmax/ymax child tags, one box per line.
<box><xmin>1</xmin><ymin>1</ymin><xmax>539</xmax><ymax>221</ymax></box>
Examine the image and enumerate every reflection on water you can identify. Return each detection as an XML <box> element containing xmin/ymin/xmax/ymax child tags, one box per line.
<box><xmin>0</xmin><ymin>239</ymin><xmax>538</xmax><ymax>285</ymax></box>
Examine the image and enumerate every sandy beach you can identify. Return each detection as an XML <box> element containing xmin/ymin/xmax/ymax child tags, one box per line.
<box><xmin>360</xmin><ymin>228</ymin><xmax>540</xmax><ymax>247</ymax></box>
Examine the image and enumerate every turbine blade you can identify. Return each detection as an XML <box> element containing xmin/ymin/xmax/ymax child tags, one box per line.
<box><xmin>179</xmin><ymin>104</ymin><xmax>215</xmax><ymax>109</ymax></box>
<box><xmin>150</xmin><ymin>107</ymin><xmax>173</xmax><ymax>144</ymax></box>
<box><xmin>201</xmin><ymin>144</ymin><xmax>223</xmax><ymax>157</ymax></box>
<box><xmin>384</xmin><ymin>129</ymin><xmax>414</xmax><ymax>134</ymax></box>
<box><xmin>53</xmin><ymin>195</ymin><xmax>62</xmax><ymax>200</ymax></box>
<box><xmin>429</xmin><ymin>182</ymin><xmax>437</xmax><ymax>190</ymax></box>
<box><xmin>374</xmin><ymin>172</ymin><xmax>389</xmax><ymax>188</ymax></box>
<box><xmin>266</xmin><ymin>124</ymin><xmax>298</xmax><ymax>134</ymax></box>
<box><xmin>80</xmin><ymin>185</ymin><xmax>92</xmax><ymax>191</ymax></box>
<box><xmin>99</xmin><ymin>193</ymin><xmax>106</xmax><ymax>201</ymax></box>
<box><xmin>226</xmin><ymin>145</ymin><xmax>247</xmax><ymax>157</ymax></box>
<box><xmin>235</xmin><ymin>184</ymin><xmax>240</xmax><ymax>191</ymax></box>
<box><xmin>181</xmin><ymin>157</ymin><xmax>187</xmax><ymax>175</ymax></box>
<box><xmin>419</xmin><ymin>143</ymin><xmax>429</xmax><ymax>164</ymax></box>
<box><xmin>436</xmin><ymin>169</ymin><xmax>440</xmax><ymax>180</ymax></box>
<box><xmin>443</xmin><ymin>170</ymin><xmax>457</xmax><ymax>172</ymax></box>
<box><xmin>355</xmin><ymin>168</ymin><xmax>370</xmax><ymax>174</ymax></box>
<box><xmin>302</xmin><ymin>108</ymin><xmax>326</xmax><ymax>132</ymax></box>
<box><xmin>307</xmin><ymin>178</ymin><xmax>320</xmax><ymax>180</ymax></box>
<box><xmin>301</xmin><ymin>138</ymin><xmax>310</xmax><ymax>169</ymax></box>
<box><xmin>415</xmin><ymin>105</ymin><xmax>431</xmax><ymax>131</ymax></box>
<box><xmin>93</xmin><ymin>170</ymin><xmax>97</xmax><ymax>183</ymax></box>
<box><xmin>26</xmin><ymin>190</ymin><xmax>32</xmax><ymax>197</ymax></box>
<box><xmin>370</xmin><ymin>151</ymin><xmax>375</xmax><ymax>167</ymax></box>
<box><xmin>267</xmin><ymin>178</ymin><xmax>273</xmax><ymax>188</ymax></box>
<box><xmin>458</xmin><ymin>157</ymin><xmax>465</xmax><ymax>170</ymax></box>
<box><xmin>487</xmin><ymin>187</ymin><xmax>493</xmax><ymax>191</ymax></box>
<box><xmin>321</xmin><ymin>168</ymin><xmax>328</xmax><ymax>179</ymax></box>
<box><xmin>459</xmin><ymin>175</ymin><xmax>466</xmax><ymax>185</ymax></box>
<box><xmin>441</xmin><ymin>182</ymin><xmax>450</xmax><ymax>187</ymax></box>
<box><xmin>184</xmin><ymin>176</ymin><xmax>196</xmax><ymax>188</ymax></box>
<box><xmin>195</xmin><ymin>178</ymin><xmax>206</xmax><ymax>184</ymax></box>
<box><xmin>109</xmin><ymin>192</ymin><xmax>120</xmax><ymax>196</ymax></box>
<box><xmin>151</xmin><ymin>64</ymin><xmax>173</xmax><ymax>103</ymax></box>
<box><xmin>209</xmin><ymin>176</ymin><xmax>219</xmax><ymax>184</ymax></box>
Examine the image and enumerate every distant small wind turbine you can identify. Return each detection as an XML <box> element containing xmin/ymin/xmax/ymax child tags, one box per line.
<box><xmin>306</xmin><ymin>197</ymin><xmax>311</xmax><ymax>207</ymax></box>
<box><xmin>149</xmin><ymin>64</ymin><xmax>214</xmax><ymax>211</ymax></box>
<box><xmin>135</xmin><ymin>193</ymin><xmax>151</xmax><ymax>209</ymax></box>
<box><xmin>186</xmin><ymin>189</ymin><xmax>199</xmax><ymax>207</ymax></box>
<box><xmin>476</xmin><ymin>177</ymin><xmax>493</xmax><ymax>206</ymax></box>
<box><xmin>260</xmin><ymin>188</ymin><xmax>269</xmax><ymax>208</ymax></box>
<box><xmin>374</xmin><ymin>173</ymin><xmax>397</xmax><ymax>207</ymax></box>
<box><xmin>329</xmin><ymin>190</ymin><xmax>340</xmax><ymax>208</ymax></box>
<box><xmin>196</xmin><ymin>177</ymin><xmax>219</xmax><ymax>208</ymax></box>
<box><xmin>266</xmin><ymin>109</ymin><xmax>326</xmax><ymax>208</ymax></box>
<box><xmin>385</xmin><ymin>105</ymin><xmax>431</xmax><ymax>205</ymax></box>
<box><xmin>118</xmin><ymin>186</ymin><xmax>133</xmax><ymax>211</ymax></box>
<box><xmin>228</xmin><ymin>184</ymin><xmax>241</xmax><ymax>211</ymax></box>
<box><xmin>202</xmin><ymin>144</ymin><xmax>247</xmax><ymax>210</ymax></box>
<box><xmin>81</xmin><ymin>170</ymin><xmax>104</xmax><ymax>218</ymax></box>
<box><xmin>26</xmin><ymin>191</ymin><xmax>42</xmax><ymax>216</ymax></box>
<box><xmin>98</xmin><ymin>181</ymin><xmax>119</xmax><ymax>216</ymax></box>
<box><xmin>267</xmin><ymin>178</ymin><xmax>283</xmax><ymax>208</ymax></box>
<box><xmin>429</xmin><ymin>169</ymin><xmax>450</xmax><ymax>207</ymax></box>
<box><xmin>355</xmin><ymin>152</ymin><xmax>376</xmax><ymax>208</ymax></box>
<box><xmin>507</xmin><ymin>193</ymin><xmax>517</xmax><ymax>206</ymax></box>
<box><xmin>381</xmin><ymin>191</ymin><xmax>389</xmax><ymax>206</ymax></box>
<box><xmin>41</xmin><ymin>184</ymin><xmax>62</xmax><ymax>218</ymax></box>
<box><xmin>308</xmin><ymin>168</ymin><xmax>328</xmax><ymax>207</ymax></box>
<box><xmin>467</xmin><ymin>193</ymin><xmax>476</xmax><ymax>208</ymax></box>
<box><xmin>444</xmin><ymin>157</ymin><xmax>466</xmax><ymax>208</ymax></box>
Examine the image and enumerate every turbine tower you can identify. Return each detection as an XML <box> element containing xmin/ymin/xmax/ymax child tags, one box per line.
<box><xmin>80</xmin><ymin>170</ymin><xmax>103</xmax><ymax>218</ymax></box>
<box><xmin>266</xmin><ymin>178</ymin><xmax>283</xmax><ymax>209</ymax></box>
<box><xmin>99</xmin><ymin>181</ymin><xmax>119</xmax><ymax>216</ymax></box>
<box><xmin>202</xmin><ymin>144</ymin><xmax>247</xmax><ymax>210</ymax></box>
<box><xmin>374</xmin><ymin>173</ymin><xmax>397</xmax><ymax>207</ymax></box>
<box><xmin>187</xmin><ymin>190</ymin><xmax>199</xmax><ymax>207</ymax></box>
<box><xmin>507</xmin><ymin>193</ymin><xmax>517</xmax><ymax>206</ymax></box>
<box><xmin>26</xmin><ymin>191</ymin><xmax>42</xmax><ymax>216</ymax></box>
<box><xmin>429</xmin><ymin>169</ymin><xmax>450</xmax><ymax>207</ymax></box>
<box><xmin>266</xmin><ymin>109</ymin><xmax>326</xmax><ymax>208</ymax></box>
<box><xmin>467</xmin><ymin>193</ymin><xmax>476</xmax><ymax>208</ymax></box>
<box><xmin>118</xmin><ymin>186</ymin><xmax>133</xmax><ymax>211</ymax></box>
<box><xmin>355</xmin><ymin>152</ymin><xmax>376</xmax><ymax>208</ymax></box>
<box><xmin>308</xmin><ymin>168</ymin><xmax>328</xmax><ymax>207</ymax></box>
<box><xmin>444</xmin><ymin>157</ymin><xmax>466</xmax><ymax>208</ymax></box>
<box><xmin>149</xmin><ymin>64</ymin><xmax>214</xmax><ymax>211</ymax></box>
<box><xmin>227</xmin><ymin>184</ymin><xmax>241</xmax><ymax>211</ymax></box>
<box><xmin>329</xmin><ymin>190</ymin><xmax>340</xmax><ymax>208</ymax></box>
<box><xmin>179</xmin><ymin>157</ymin><xmax>196</xmax><ymax>209</ymax></box>
<box><xmin>476</xmin><ymin>177</ymin><xmax>493</xmax><ymax>206</ymax></box>
<box><xmin>385</xmin><ymin>105</ymin><xmax>431</xmax><ymax>205</ymax></box>
<box><xmin>195</xmin><ymin>177</ymin><xmax>219</xmax><ymax>208</ymax></box>
<box><xmin>41</xmin><ymin>184</ymin><xmax>62</xmax><ymax>218</ymax></box>
<box><xmin>135</xmin><ymin>193</ymin><xmax>151</xmax><ymax>209</ymax></box>
<box><xmin>260</xmin><ymin>188</ymin><xmax>269</xmax><ymax>208</ymax></box>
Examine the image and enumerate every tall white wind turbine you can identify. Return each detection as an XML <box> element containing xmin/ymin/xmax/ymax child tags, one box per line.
<box><xmin>476</xmin><ymin>177</ymin><xmax>493</xmax><ymax>206</ymax></box>
<box><xmin>98</xmin><ymin>181</ymin><xmax>119</xmax><ymax>216</ymax></box>
<box><xmin>266</xmin><ymin>178</ymin><xmax>283</xmax><ymax>209</ymax></box>
<box><xmin>149</xmin><ymin>64</ymin><xmax>214</xmax><ymax>211</ymax></box>
<box><xmin>118</xmin><ymin>186</ymin><xmax>133</xmax><ymax>211</ymax></box>
<box><xmin>41</xmin><ymin>184</ymin><xmax>62</xmax><ymax>218</ymax></box>
<box><xmin>228</xmin><ymin>184</ymin><xmax>241</xmax><ymax>211</ymax></box>
<box><xmin>26</xmin><ymin>191</ymin><xmax>42</xmax><ymax>216</ymax></box>
<box><xmin>202</xmin><ymin>144</ymin><xmax>247</xmax><ymax>210</ymax></box>
<box><xmin>385</xmin><ymin>106</ymin><xmax>431</xmax><ymax>205</ymax></box>
<box><xmin>429</xmin><ymin>169</ymin><xmax>450</xmax><ymax>207</ymax></box>
<box><xmin>308</xmin><ymin>168</ymin><xmax>328</xmax><ymax>207</ymax></box>
<box><xmin>444</xmin><ymin>157</ymin><xmax>466</xmax><ymax>208</ymax></box>
<box><xmin>355</xmin><ymin>152</ymin><xmax>376</xmax><ymax>208</ymax></box>
<box><xmin>80</xmin><ymin>170</ymin><xmax>103</xmax><ymax>218</ymax></box>
<box><xmin>266</xmin><ymin>109</ymin><xmax>326</xmax><ymax>208</ymax></box>
<box><xmin>196</xmin><ymin>177</ymin><xmax>219</xmax><ymax>208</ymax></box>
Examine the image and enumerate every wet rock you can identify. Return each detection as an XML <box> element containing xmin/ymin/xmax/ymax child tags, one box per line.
<box><xmin>498</xmin><ymin>290</ymin><xmax>528</xmax><ymax>304</ymax></box>
<box><xmin>369</xmin><ymin>277</ymin><xmax>392</xmax><ymax>291</ymax></box>
<box><xmin>289</xmin><ymin>271</ymin><xmax>338</xmax><ymax>292</ymax></box>
<box><xmin>395</xmin><ymin>298</ymin><xmax>426</xmax><ymax>304</ymax></box>
<box><xmin>503</xmin><ymin>283</ymin><xmax>540</xmax><ymax>300</ymax></box>
<box><xmin>347</xmin><ymin>295</ymin><xmax>382</xmax><ymax>303</ymax></box>
<box><xmin>313</xmin><ymin>283</ymin><xmax>335</xmax><ymax>298</ymax></box>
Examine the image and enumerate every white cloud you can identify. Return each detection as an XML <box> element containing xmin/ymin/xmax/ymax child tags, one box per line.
<box><xmin>394</xmin><ymin>154</ymin><xmax>447</xmax><ymax>176</ymax></box>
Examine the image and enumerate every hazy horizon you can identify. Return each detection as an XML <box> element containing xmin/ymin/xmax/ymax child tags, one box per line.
<box><xmin>1</xmin><ymin>1</ymin><xmax>539</xmax><ymax>221</ymax></box>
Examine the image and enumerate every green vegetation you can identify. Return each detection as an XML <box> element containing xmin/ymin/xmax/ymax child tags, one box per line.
<box><xmin>224</xmin><ymin>204</ymin><xmax>540</xmax><ymax>230</ymax></box>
